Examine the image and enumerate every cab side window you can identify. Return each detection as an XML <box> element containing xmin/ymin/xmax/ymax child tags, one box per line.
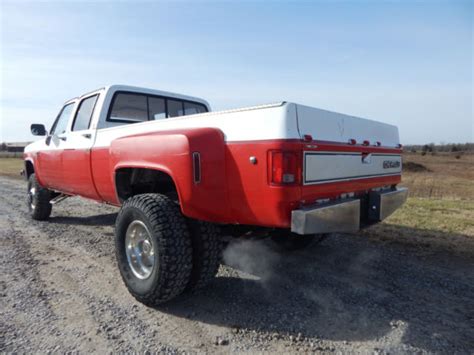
<box><xmin>167</xmin><ymin>99</ymin><xmax>184</xmax><ymax>118</ymax></box>
<box><xmin>109</xmin><ymin>93</ymin><xmax>148</xmax><ymax>123</ymax></box>
<box><xmin>184</xmin><ymin>101</ymin><xmax>207</xmax><ymax>115</ymax></box>
<box><xmin>72</xmin><ymin>95</ymin><xmax>99</xmax><ymax>131</ymax></box>
<box><xmin>103</xmin><ymin>91</ymin><xmax>208</xmax><ymax>128</ymax></box>
<box><xmin>148</xmin><ymin>97</ymin><xmax>166</xmax><ymax>120</ymax></box>
<box><xmin>50</xmin><ymin>103</ymin><xmax>75</xmax><ymax>135</ymax></box>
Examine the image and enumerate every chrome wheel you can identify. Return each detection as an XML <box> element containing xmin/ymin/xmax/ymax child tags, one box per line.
<box><xmin>28</xmin><ymin>186</ymin><xmax>36</xmax><ymax>210</ymax></box>
<box><xmin>125</xmin><ymin>220</ymin><xmax>155</xmax><ymax>279</ymax></box>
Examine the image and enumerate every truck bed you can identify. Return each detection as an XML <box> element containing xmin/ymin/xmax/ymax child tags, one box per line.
<box><xmin>90</xmin><ymin>101</ymin><xmax>401</xmax><ymax>227</ymax></box>
<box><xmin>96</xmin><ymin>101</ymin><xmax>399</xmax><ymax>147</ymax></box>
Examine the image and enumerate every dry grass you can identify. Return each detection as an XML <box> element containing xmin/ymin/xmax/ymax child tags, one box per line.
<box><xmin>0</xmin><ymin>158</ymin><xmax>23</xmax><ymax>179</ymax></box>
<box><xmin>363</xmin><ymin>153</ymin><xmax>474</xmax><ymax>253</ymax></box>
<box><xmin>400</xmin><ymin>152</ymin><xmax>474</xmax><ymax>200</ymax></box>
<box><xmin>389</xmin><ymin>198</ymin><xmax>474</xmax><ymax>236</ymax></box>
<box><xmin>361</xmin><ymin>198</ymin><xmax>474</xmax><ymax>256</ymax></box>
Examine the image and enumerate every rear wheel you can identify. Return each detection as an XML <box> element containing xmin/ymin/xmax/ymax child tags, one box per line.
<box><xmin>269</xmin><ymin>231</ymin><xmax>329</xmax><ymax>251</ymax></box>
<box><xmin>186</xmin><ymin>220</ymin><xmax>223</xmax><ymax>291</ymax></box>
<box><xmin>115</xmin><ymin>193</ymin><xmax>193</xmax><ymax>306</ymax></box>
<box><xmin>27</xmin><ymin>173</ymin><xmax>52</xmax><ymax>220</ymax></box>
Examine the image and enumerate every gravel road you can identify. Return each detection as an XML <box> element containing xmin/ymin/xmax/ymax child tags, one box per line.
<box><xmin>1</xmin><ymin>176</ymin><xmax>473</xmax><ymax>353</ymax></box>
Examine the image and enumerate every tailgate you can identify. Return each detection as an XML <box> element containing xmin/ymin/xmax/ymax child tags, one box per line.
<box><xmin>296</xmin><ymin>104</ymin><xmax>400</xmax><ymax>148</ymax></box>
<box><xmin>303</xmin><ymin>151</ymin><xmax>401</xmax><ymax>185</ymax></box>
<box><xmin>294</xmin><ymin>103</ymin><xmax>402</xmax><ymax>195</ymax></box>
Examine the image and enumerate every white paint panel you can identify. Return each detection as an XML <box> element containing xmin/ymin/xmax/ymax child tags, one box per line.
<box><xmin>94</xmin><ymin>102</ymin><xmax>300</xmax><ymax>147</ymax></box>
<box><xmin>304</xmin><ymin>152</ymin><xmax>401</xmax><ymax>185</ymax></box>
<box><xmin>296</xmin><ymin>104</ymin><xmax>400</xmax><ymax>147</ymax></box>
<box><xmin>25</xmin><ymin>85</ymin><xmax>403</xmax><ymax>155</ymax></box>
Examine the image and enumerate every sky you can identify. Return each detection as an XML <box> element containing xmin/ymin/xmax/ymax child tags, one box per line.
<box><xmin>0</xmin><ymin>0</ymin><xmax>472</xmax><ymax>144</ymax></box>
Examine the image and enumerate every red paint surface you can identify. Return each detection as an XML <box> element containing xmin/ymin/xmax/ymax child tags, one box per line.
<box><xmin>62</xmin><ymin>149</ymin><xmax>101</xmax><ymax>200</ymax></box>
<box><xmin>25</xmin><ymin>136</ymin><xmax>402</xmax><ymax>228</ymax></box>
<box><xmin>36</xmin><ymin>149</ymin><xmax>62</xmax><ymax>189</ymax></box>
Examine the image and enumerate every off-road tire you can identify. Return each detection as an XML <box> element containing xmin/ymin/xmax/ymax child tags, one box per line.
<box><xmin>186</xmin><ymin>220</ymin><xmax>223</xmax><ymax>291</ymax></box>
<box><xmin>115</xmin><ymin>193</ymin><xmax>193</xmax><ymax>306</ymax></box>
<box><xmin>270</xmin><ymin>231</ymin><xmax>329</xmax><ymax>252</ymax></box>
<box><xmin>27</xmin><ymin>173</ymin><xmax>52</xmax><ymax>220</ymax></box>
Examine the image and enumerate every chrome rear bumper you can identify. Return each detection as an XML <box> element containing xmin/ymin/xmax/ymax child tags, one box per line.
<box><xmin>291</xmin><ymin>188</ymin><xmax>408</xmax><ymax>235</ymax></box>
<box><xmin>291</xmin><ymin>199</ymin><xmax>360</xmax><ymax>235</ymax></box>
<box><xmin>368</xmin><ymin>187</ymin><xmax>408</xmax><ymax>222</ymax></box>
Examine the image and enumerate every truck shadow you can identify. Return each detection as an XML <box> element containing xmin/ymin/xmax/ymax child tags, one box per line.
<box><xmin>160</xmin><ymin>227</ymin><xmax>474</xmax><ymax>352</ymax></box>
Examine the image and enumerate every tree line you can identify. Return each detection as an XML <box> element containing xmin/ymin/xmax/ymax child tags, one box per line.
<box><xmin>404</xmin><ymin>143</ymin><xmax>474</xmax><ymax>155</ymax></box>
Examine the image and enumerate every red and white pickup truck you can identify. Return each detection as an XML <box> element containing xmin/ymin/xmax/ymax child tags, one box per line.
<box><xmin>24</xmin><ymin>85</ymin><xmax>407</xmax><ymax>305</ymax></box>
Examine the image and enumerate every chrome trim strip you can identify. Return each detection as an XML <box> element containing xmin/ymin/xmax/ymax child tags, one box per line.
<box><xmin>304</xmin><ymin>173</ymin><xmax>401</xmax><ymax>185</ymax></box>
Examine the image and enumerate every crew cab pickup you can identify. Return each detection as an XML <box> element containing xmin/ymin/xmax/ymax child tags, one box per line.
<box><xmin>24</xmin><ymin>85</ymin><xmax>407</xmax><ymax>305</ymax></box>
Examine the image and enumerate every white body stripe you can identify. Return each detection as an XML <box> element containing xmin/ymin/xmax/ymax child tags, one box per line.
<box><xmin>304</xmin><ymin>152</ymin><xmax>402</xmax><ymax>185</ymax></box>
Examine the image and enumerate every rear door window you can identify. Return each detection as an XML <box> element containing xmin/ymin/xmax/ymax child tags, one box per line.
<box><xmin>109</xmin><ymin>93</ymin><xmax>148</xmax><ymax>122</ymax></box>
<box><xmin>72</xmin><ymin>95</ymin><xmax>99</xmax><ymax>131</ymax></box>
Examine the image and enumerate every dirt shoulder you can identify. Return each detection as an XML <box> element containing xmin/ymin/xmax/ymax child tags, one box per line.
<box><xmin>1</xmin><ymin>176</ymin><xmax>473</xmax><ymax>353</ymax></box>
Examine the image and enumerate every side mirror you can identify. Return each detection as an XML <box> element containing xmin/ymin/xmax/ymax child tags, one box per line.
<box><xmin>31</xmin><ymin>124</ymin><xmax>47</xmax><ymax>136</ymax></box>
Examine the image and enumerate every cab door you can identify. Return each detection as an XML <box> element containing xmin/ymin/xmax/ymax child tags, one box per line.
<box><xmin>60</xmin><ymin>93</ymin><xmax>101</xmax><ymax>200</ymax></box>
<box><xmin>37</xmin><ymin>102</ymin><xmax>76</xmax><ymax>190</ymax></box>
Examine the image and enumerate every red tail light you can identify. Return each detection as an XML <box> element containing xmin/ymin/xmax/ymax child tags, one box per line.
<box><xmin>269</xmin><ymin>151</ymin><xmax>300</xmax><ymax>185</ymax></box>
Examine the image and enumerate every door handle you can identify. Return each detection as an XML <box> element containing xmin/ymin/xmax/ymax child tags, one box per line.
<box><xmin>82</xmin><ymin>133</ymin><xmax>91</xmax><ymax>139</ymax></box>
<box><xmin>58</xmin><ymin>136</ymin><xmax>67</xmax><ymax>141</ymax></box>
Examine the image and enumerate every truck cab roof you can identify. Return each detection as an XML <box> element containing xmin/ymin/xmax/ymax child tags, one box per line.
<box><xmin>64</xmin><ymin>85</ymin><xmax>211</xmax><ymax>112</ymax></box>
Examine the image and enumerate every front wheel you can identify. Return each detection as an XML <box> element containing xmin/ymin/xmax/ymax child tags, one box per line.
<box><xmin>115</xmin><ymin>193</ymin><xmax>193</xmax><ymax>306</ymax></box>
<box><xmin>27</xmin><ymin>173</ymin><xmax>52</xmax><ymax>220</ymax></box>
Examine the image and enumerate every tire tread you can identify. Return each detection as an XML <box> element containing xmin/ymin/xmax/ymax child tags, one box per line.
<box><xmin>115</xmin><ymin>193</ymin><xmax>193</xmax><ymax>306</ymax></box>
<box><xmin>28</xmin><ymin>174</ymin><xmax>52</xmax><ymax>221</ymax></box>
<box><xmin>186</xmin><ymin>220</ymin><xmax>223</xmax><ymax>290</ymax></box>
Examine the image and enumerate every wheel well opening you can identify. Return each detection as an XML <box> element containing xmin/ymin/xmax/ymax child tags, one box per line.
<box><xmin>115</xmin><ymin>168</ymin><xmax>179</xmax><ymax>203</ymax></box>
<box><xmin>25</xmin><ymin>161</ymin><xmax>34</xmax><ymax>178</ymax></box>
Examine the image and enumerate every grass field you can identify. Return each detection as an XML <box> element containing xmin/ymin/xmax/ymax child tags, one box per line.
<box><xmin>0</xmin><ymin>158</ymin><xmax>23</xmax><ymax>179</ymax></box>
<box><xmin>401</xmin><ymin>152</ymin><xmax>474</xmax><ymax>200</ymax></box>
<box><xmin>367</xmin><ymin>152</ymin><xmax>474</xmax><ymax>253</ymax></box>
<box><xmin>1</xmin><ymin>153</ymin><xmax>473</xmax><ymax>243</ymax></box>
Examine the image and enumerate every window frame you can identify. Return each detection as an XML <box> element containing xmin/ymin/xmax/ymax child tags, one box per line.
<box><xmin>71</xmin><ymin>94</ymin><xmax>100</xmax><ymax>132</ymax></box>
<box><xmin>106</xmin><ymin>90</ymin><xmax>208</xmax><ymax>124</ymax></box>
<box><xmin>50</xmin><ymin>102</ymin><xmax>76</xmax><ymax>136</ymax></box>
